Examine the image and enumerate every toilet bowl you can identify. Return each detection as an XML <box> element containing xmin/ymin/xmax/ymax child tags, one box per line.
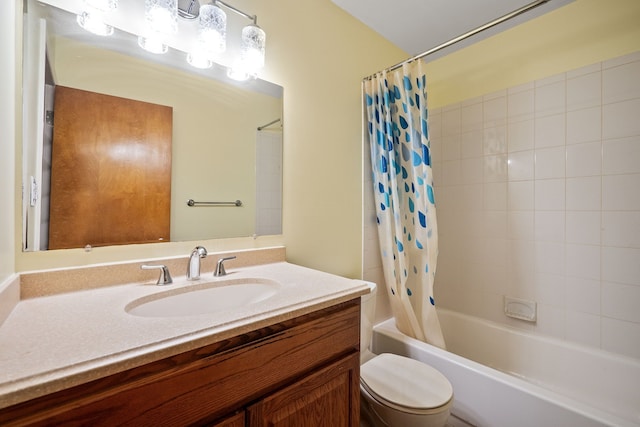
<box><xmin>359</xmin><ymin>281</ymin><xmax>453</xmax><ymax>427</ymax></box>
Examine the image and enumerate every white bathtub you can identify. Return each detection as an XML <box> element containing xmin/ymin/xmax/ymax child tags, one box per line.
<box><xmin>371</xmin><ymin>309</ymin><xmax>640</xmax><ymax>427</ymax></box>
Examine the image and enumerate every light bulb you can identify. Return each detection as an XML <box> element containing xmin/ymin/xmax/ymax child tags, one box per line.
<box><xmin>76</xmin><ymin>0</ymin><xmax>117</xmax><ymax>36</ymax></box>
<box><xmin>144</xmin><ymin>0</ymin><xmax>178</xmax><ymax>35</ymax></box>
<box><xmin>227</xmin><ymin>65</ymin><xmax>250</xmax><ymax>81</ymax></box>
<box><xmin>239</xmin><ymin>24</ymin><xmax>265</xmax><ymax>76</ymax></box>
<box><xmin>187</xmin><ymin>48</ymin><xmax>212</xmax><ymax>69</ymax></box>
<box><xmin>138</xmin><ymin>35</ymin><xmax>168</xmax><ymax>54</ymax></box>
<box><xmin>76</xmin><ymin>11</ymin><xmax>114</xmax><ymax>36</ymax></box>
<box><xmin>198</xmin><ymin>3</ymin><xmax>226</xmax><ymax>54</ymax></box>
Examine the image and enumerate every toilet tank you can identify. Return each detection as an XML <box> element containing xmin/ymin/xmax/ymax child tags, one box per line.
<box><xmin>360</xmin><ymin>281</ymin><xmax>377</xmax><ymax>362</ymax></box>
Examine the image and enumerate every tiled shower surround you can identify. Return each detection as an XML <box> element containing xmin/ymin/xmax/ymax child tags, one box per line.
<box><xmin>363</xmin><ymin>51</ymin><xmax>640</xmax><ymax>360</ymax></box>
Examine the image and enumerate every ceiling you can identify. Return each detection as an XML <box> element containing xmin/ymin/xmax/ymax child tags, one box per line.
<box><xmin>331</xmin><ymin>0</ymin><xmax>575</xmax><ymax>63</ymax></box>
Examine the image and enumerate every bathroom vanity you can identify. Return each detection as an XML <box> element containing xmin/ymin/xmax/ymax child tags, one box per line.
<box><xmin>0</xmin><ymin>250</ymin><xmax>368</xmax><ymax>426</ymax></box>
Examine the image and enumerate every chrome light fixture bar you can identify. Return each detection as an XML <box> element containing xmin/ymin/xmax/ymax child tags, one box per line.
<box><xmin>178</xmin><ymin>0</ymin><xmax>200</xmax><ymax>19</ymax></box>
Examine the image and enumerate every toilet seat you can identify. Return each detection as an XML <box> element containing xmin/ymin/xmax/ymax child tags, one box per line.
<box><xmin>360</xmin><ymin>353</ymin><xmax>453</xmax><ymax>415</ymax></box>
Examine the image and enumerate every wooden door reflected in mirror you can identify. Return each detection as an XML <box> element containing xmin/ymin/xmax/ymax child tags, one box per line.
<box><xmin>48</xmin><ymin>86</ymin><xmax>172</xmax><ymax>250</ymax></box>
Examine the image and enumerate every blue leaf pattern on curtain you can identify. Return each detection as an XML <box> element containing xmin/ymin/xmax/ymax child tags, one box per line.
<box><xmin>364</xmin><ymin>61</ymin><xmax>445</xmax><ymax>349</ymax></box>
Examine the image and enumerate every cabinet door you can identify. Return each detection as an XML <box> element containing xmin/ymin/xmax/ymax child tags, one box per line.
<box><xmin>248</xmin><ymin>353</ymin><xmax>360</xmax><ymax>427</ymax></box>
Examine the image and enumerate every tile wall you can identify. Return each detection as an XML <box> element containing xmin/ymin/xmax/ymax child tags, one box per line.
<box><xmin>430</xmin><ymin>51</ymin><xmax>640</xmax><ymax>359</ymax></box>
<box><xmin>363</xmin><ymin>51</ymin><xmax>640</xmax><ymax>360</ymax></box>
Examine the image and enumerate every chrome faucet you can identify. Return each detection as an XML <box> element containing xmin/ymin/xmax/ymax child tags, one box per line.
<box><xmin>187</xmin><ymin>246</ymin><xmax>208</xmax><ymax>280</ymax></box>
<box><xmin>214</xmin><ymin>256</ymin><xmax>236</xmax><ymax>277</ymax></box>
<box><xmin>141</xmin><ymin>264</ymin><xmax>173</xmax><ymax>285</ymax></box>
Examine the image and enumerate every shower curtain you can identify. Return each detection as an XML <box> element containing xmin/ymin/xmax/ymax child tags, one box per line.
<box><xmin>364</xmin><ymin>60</ymin><xmax>445</xmax><ymax>349</ymax></box>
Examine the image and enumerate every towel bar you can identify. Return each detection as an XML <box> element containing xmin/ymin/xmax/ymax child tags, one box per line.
<box><xmin>186</xmin><ymin>199</ymin><xmax>242</xmax><ymax>207</ymax></box>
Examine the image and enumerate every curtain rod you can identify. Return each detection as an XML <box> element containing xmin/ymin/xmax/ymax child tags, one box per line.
<box><xmin>365</xmin><ymin>0</ymin><xmax>551</xmax><ymax>79</ymax></box>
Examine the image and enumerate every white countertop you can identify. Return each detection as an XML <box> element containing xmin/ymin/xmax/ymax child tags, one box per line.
<box><xmin>0</xmin><ymin>262</ymin><xmax>369</xmax><ymax>409</ymax></box>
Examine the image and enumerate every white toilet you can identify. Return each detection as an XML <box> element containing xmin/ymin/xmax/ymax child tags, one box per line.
<box><xmin>359</xmin><ymin>281</ymin><xmax>453</xmax><ymax>427</ymax></box>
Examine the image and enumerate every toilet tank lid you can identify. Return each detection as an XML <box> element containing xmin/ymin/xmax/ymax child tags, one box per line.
<box><xmin>361</xmin><ymin>353</ymin><xmax>453</xmax><ymax>410</ymax></box>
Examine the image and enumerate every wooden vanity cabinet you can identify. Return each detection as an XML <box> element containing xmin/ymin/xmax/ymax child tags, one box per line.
<box><xmin>0</xmin><ymin>299</ymin><xmax>361</xmax><ymax>427</ymax></box>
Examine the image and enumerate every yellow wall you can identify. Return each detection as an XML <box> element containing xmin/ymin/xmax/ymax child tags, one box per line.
<box><xmin>426</xmin><ymin>0</ymin><xmax>640</xmax><ymax>108</ymax></box>
<box><xmin>258</xmin><ymin>0</ymin><xmax>407</xmax><ymax>277</ymax></box>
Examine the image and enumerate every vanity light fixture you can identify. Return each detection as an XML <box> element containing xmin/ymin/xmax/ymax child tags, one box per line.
<box><xmin>185</xmin><ymin>0</ymin><xmax>266</xmax><ymax>80</ymax></box>
<box><xmin>77</xmin><ymin>0</ymin><xmax>266</xmax><ymax>77</ymax></box>
<box><xmin>76</xmin><ymin>0</ymin><xmax>118</xmax><ymax>37</ymax></box>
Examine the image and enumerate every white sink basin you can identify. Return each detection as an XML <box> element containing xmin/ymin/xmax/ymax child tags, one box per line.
<box><xmin>126</xmin><ymin>278</ymin><xmax>281</xmax><ymax>317</ymax></box>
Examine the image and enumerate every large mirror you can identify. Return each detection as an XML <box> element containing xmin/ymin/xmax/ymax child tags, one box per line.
<box><xmin>22</xmin><ymin>0</ymin><xmax>283</xmax><ymax>251</ymax></box>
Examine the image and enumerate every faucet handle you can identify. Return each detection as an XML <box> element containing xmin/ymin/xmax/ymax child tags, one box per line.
<box><xmin>141</xmin><ymin>264</ymin><xmax>173</xmax><ymax>285</ymax></box>
<box><xmin>214</xmin><ymin>256</ymin><xmax>236</xmax><ymax>277</ymax></box>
